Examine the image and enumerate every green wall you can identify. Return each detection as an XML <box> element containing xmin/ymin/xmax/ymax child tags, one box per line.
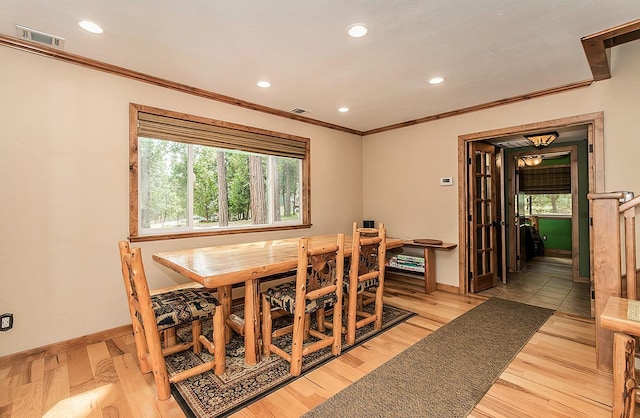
<box><xmin>538</xmin><ymin>217</ymin><xmax>572</xmax><ymax>250</ymax></box>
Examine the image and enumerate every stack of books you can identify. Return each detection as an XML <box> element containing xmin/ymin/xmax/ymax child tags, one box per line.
<box><xmin>388</xmin><ymin>254</ymin><xmax>425</xmax><ymax>272</ymax></box>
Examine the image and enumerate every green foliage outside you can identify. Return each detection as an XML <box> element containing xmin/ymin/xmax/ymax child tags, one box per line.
<box><xmin>139</xmin><ymin>137</ymin><xmax>301</xmax><ymax>230</ymax></box>
<box><xmin>526</xmin><ymin>194</ymin><xmax>571</xmax><ymax>215</ymax></box>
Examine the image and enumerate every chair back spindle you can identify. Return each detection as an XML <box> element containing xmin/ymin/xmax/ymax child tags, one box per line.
<box><xmin>117</xmin><ymin>241</ymin><xmax>225</xmax><ymax>400</ymax></box>
<box><xmin>345</xmin><ymin>222</ymin><xmax>386</xmax><ymax>346</ymax></box>
<box><xmin>262</xmin><ymin>234</ymin><xmax>345</xmax><ymax>376</ymax></box>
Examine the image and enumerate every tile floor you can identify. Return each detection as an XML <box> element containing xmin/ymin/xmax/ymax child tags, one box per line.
<box><xmin>478</xmin><ymin>256</ymin><xmax>592</xmax><ymax>318</ymax></box>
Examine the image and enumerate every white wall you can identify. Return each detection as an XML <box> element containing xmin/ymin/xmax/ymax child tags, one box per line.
<box><xmin>363</xmin><ymin>41</ymin><xmax>640</xmax><ymax>288</ymax></box>
<box><xmin>0</xmin><ymin>46</ymin><xmax>364</xmax><ymax>356</ymax></box>
<box><xmin>3</xmin><ymin>39</ymin><xmax>640</xmax><ymax>358</ymax></box>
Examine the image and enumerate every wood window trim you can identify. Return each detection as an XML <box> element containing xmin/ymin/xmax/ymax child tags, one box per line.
<box><xmin>128</xmin><ymin>103</ymin><xmax>311</xmax><ymax>242</ymax></box>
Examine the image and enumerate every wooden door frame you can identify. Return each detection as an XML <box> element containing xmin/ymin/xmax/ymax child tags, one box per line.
<box><xmin>457</xmin><ymin>112</ymin><xmax>604</xmax><ymax>294</ymax></box>
<box><xmin>507</xmin><ymin>145</ymin><xmax>580</xmax><ymax>281</ymax></box>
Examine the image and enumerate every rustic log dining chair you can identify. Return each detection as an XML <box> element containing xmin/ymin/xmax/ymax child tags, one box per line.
<box><xmin>261</xmin><ymin>234</ymin><xmax>345</xmax><ymax>376</ymax></box>
<box><xmin>344</xmin><ymin>222</ymin><xmax>386</xmax><ymax>346</ymax></box>
<box><xmin>117</xmin><ymin>241</ymin><xmax>226</xmax><ymax>400</ymax></box>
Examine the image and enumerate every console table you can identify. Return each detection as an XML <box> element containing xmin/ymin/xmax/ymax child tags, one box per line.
<box><xmin>387</xmin><ymin>239</ymin><xmax>457</xmax><ymax>294</ymax></box>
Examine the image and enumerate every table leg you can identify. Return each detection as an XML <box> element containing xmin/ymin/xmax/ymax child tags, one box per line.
<box><xmin>244</xmin><ymin>278</ymin><xmax>261</xmax><ymax>365</ymax></box>
<box><xmin>423</xmin><ymin>248</ymin><xmax>436</xmax><ymax>294</ymax></box>
<box><xmin>612</xmin><ymin>332</ymin><xmax>636</xmax><ymax>417</ymax></box>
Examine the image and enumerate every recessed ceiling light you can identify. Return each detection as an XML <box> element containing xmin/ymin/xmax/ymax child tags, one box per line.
<box><xmin>429</xmin><ymin>77</ymin><xmax>445</xmax><ymax>85</ymax></box>
<box><xmin>338</xmin><ymin>107</ymin><xmax>350</xmax><ymax>113</ymax></box>
<box><xmin>347</xmin><ymin>24</ymin><xmax>369</xmax><ymax>38</ymax></box>
<box><xmin>78</xmin><ymin>20</ymin><xmax>104</xmax><ymax>34</ymax></box>
<box><xmin>257</xmin><ymin>81</ymin><xmax>271</xmax><ymax>88</ymax></box>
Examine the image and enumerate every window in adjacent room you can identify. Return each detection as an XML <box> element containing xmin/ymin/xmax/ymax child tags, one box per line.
<box><xmin>519</xmin><ymin>165</ymin><xmax>572</xmax><ymax>215</ymax></box>
<box><xmin>525</xmin><ymin>194</ymin><xmax>572</xmax><ymax>215</ymax></box>
<box><xmin>129</xmin><ymin>104</ymin><xmax>310</xmax><ymax>241</ymax></box>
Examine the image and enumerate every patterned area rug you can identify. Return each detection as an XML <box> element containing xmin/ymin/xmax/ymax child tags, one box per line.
<box><xmin>167</xmin><ymin>303</ymin><xmax>415</xmax><ymax>417</ymax></box>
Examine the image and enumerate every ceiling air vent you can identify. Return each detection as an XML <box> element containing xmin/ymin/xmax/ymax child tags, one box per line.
<box><xmin>16</xmin><ymin>25</ymin><xmax>65</xmax><ymax>49</ymax></box>
<box><xmin>290</xmin><ymin>108</ymin><xmax>311</xmax><ymax>115</ymax></box>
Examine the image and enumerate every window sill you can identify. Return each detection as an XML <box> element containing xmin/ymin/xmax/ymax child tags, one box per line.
<box><xmin>129</xmin><ymin>223</ymin><xmax>312</xmax><ymax>243</ymax></box>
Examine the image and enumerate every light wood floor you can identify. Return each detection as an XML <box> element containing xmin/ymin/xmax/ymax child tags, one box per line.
<box><xmin>0</xmin><ymin>276</ymin><xmax>624</xmax><ymax>417</ymax></box>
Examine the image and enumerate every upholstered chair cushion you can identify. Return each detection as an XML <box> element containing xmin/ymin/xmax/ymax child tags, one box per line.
<box><xmin>147</xmin><ymin>288</ymin><xmax>220</xmax><ymax>331</ymax></box>
<box><xmin>264</xmin><ymin>281</ymin><xmax>338</xmax><ymax>314</ymax></box>
<box><xmin>344</xmin><ymin>276</ymin><xmax>380</xmax><ymax>295</ymax></box>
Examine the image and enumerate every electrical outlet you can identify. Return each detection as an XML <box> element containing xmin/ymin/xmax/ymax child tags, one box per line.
<box><xmin>0</xmin><ymin>313</ymin><xmax>13</xmax><ymax>331</ymax></box>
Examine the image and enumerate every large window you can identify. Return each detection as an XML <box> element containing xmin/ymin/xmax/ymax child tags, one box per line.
<box><xmin>129</xmin><ymin>104</ymin><xmax>310</xmax><ymax>241</ymax></box>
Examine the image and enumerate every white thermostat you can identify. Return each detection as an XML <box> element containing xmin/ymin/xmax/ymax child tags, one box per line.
<box><xmin>440</xmin><ymin>177</ymin><xmax>453</xmax><ymax>186</ymax></box>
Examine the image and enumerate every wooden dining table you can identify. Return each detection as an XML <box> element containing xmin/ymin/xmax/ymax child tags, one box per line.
<box><xmin>153</xmin><ymin>234</ymin><xmax>403</xmax><ymax>365</ymax></box>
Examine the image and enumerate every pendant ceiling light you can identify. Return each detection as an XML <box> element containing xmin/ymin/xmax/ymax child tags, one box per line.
<box><xmin>524</xmin><ymin>131</ymin><xmax>558</xmax><ymax>148</ymax></box>
<box><xmin>522</xmin><ymin>155</ymin><xmax>543</xmax><ymax>167</ymax></box>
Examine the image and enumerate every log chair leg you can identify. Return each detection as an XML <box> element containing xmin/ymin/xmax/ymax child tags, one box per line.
<box><xmin>192</xmin><ymin>320</ymin><xmax>203</xmax><ymax>354</ymax></box>
<box><xmin>346</xmin><ymin>285</ymin><xmax>358</xmax><ymax>345</ymax></box>
<box><xmin>374</xmin><ymin>282</ymin><xmax>384</xmax><ymax>331</ymax></box>
<box><xmin>332</xmin><ymin>299</ymin><xmax>343</xmax><ymax>356</ymax></box>
<box><xmin>262</xmin><ymin>295</ymin><xmax>273</xmax><ymax>356</ymax></box>
<box><xmin>213</xmin><ymin>306</ymin><xmax>226</xmax><ymax>375</ymax></box>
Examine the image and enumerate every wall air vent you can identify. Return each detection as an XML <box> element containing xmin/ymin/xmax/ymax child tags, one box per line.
<box><xmin>290</xmin><ymin>108</ymin><xmax>311</xmax><ymax>115</ymax></box>
<box><xmin>16</xmin><ymin>25</ymin><xmax>65</xmax><ymax>49</ymax></box>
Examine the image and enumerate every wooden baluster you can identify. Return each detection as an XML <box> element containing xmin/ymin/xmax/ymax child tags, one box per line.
<box><xmin>624</xmin><ymin>208</ymin><xmax>637</xmax><ymax>301</ymax></box>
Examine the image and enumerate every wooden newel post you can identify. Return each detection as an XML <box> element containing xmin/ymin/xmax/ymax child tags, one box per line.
<box><xmin>588</xmin><ymin>192</ymin><xmax>624</xmax><ymax>373</ymax></box>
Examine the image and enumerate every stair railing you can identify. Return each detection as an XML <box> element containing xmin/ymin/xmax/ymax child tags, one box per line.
<box><xmin>589</xmin><ymin>191</ymin><xmax>638</xmax><ymax>372</ymax></box>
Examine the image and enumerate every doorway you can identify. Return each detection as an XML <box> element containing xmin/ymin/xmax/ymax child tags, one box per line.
<box><xmin>457</xmin><ymin>112</ymin><xmax>604</xmax><ymax>317</ymax></box>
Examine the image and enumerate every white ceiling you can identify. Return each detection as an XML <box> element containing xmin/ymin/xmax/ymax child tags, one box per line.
<box><xmin>2</xmin><ymin>1</ymin><xmax>640</xmax><ymax>133</ymax></box>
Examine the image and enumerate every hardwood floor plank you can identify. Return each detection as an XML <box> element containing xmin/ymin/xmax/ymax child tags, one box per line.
<box><xmin>28</xmin><ymin>359</ymin><xmax>44</xmax><ymax>384</ymax></box>
<box><xmin>7</xmin><ymin>363</ymin><xmax>31</xmax><ymax>386</ymax></box>
<box><xmin>506</xmin><ymin>353</ymin><xmax>611</xmax><ymax>404</ymax></box>
<box><xmin>66</xmin><ymin>347</ymin><xmax>97</xmax><ymax>396</ymax></box>
<box><xmin>39</xmin><ymin>380</ymin><xmax>105</xmax><ymax>418</ymax></box>
<box><xmin>0</xmin><ymin>366</ymin><xmax>11</xmax><ymax>381</ymax></box>
<box><xmin>155</xmin><ymin>398</ymin><xmax>185</xmax><ymax>418</ymax></box>
<box><xmin>1</xmin><ymin>278</ymin><xmax>621</xmax><ymax>417</ymax></box>
<box><xmin>499</xmin><ymin>371</ymin><xmax>610</xmax><ymax>415</ymax></box>
<box><xmin>10</xmin><ymin>381</ymin><xmax>43</xmax><ymax>418</ymax></box>
<box><xmin>246</xmin><ymin>387</ymin><xmax>312</xmax><ymax>418</ymax></box>
<box><xmin>0</xmin><ymin>375</ymin><xmax>19</xmax><ymax>408</ymax></box>
<box><xmin>43</xmin><ymin>353</ymin><xmax>67</xmax><ymax>372</ymax></box>
<box><xmin>112</xmin><ymin>353</ymin><xmax>161</xmax><ymax>418</ymax></box>
<box><xmin>97</xmin><ymin>381</ymin><xmax>135</xmax><ymax>418</ymax></box>
<box><xmin>86</xmin><ymin>342</ymin><xmax>119</xmax><ymax>385</ymax></box>
<box><xmin>41</xmin><ymin>366</ymin><xmax>70</xmax><ymax>415</ymax></box>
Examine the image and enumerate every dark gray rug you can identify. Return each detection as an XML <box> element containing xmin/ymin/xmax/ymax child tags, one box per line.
<box><xmin>303</xmin><ymin>297</ymin><xmax>554</xmax><ymax>418</ymax></box>
<box><xmin>167</xmin><ymin>303</ymin><xmax>415</xmax><ymax>417</ymax></box>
